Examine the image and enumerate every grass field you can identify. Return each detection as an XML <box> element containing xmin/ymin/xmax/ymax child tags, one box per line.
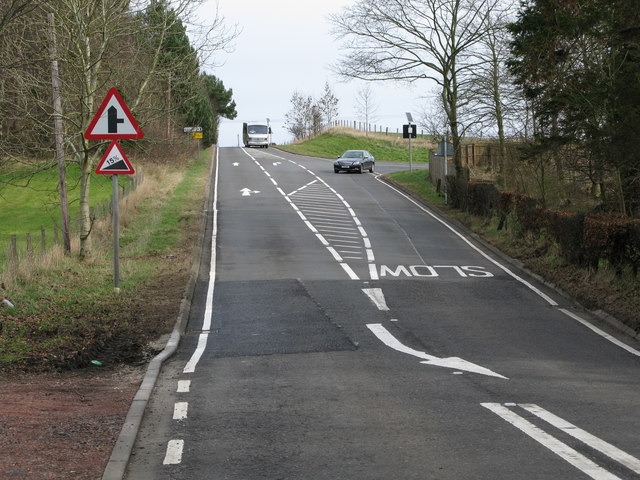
<box><xmin>0</xmin><ymin>162</ymin><xmax>122</xmax><ymax>260</ymax></box>
<box><xmin>0</xmin><ymin>150</ymin><xmax>210</xmax><ymax>368</ymax></box>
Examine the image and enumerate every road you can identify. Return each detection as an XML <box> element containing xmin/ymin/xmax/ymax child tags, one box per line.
<box><xmin>123</xmin><ymin>147</ymin><xmax>640</xmax><ymax>480</ymax></box>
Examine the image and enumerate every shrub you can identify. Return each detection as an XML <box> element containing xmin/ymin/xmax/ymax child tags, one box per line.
<box><xmin>514</xmin><ymin>194</ymin><xmax>545</xmax><ymax>233</ymax></box>
<box><xmin>626</xmin><ymin>221</ymin><xmax>640</xmax><ymax>276</ymax></box>
<box><xmin>467</xmin><ymin>181</ymin><xmax>500</xmax><ymax>218</ymax></box>
<box><xmin>583</xmin><ymin>214</ymin><xmax>633</xmax><ymax>275</ymax></box>
<box><xmin>497</xmin><ymin>191</ymin><xmax>517</xmax><ymax>230</ymax></box>
<box><xmin>545</xmin><ymin>210</ymin><xmax>586</xmax><ymax>265</ymax></box>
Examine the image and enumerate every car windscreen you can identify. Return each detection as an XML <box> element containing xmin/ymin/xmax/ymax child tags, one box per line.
<box><xmin>248</xmin><ymin>125</ymin><xmax>269</xmax><ymax>134</ymax></box>
<box><xmin>342</xmin><ymin>151</ymin><xmax>363</xmax><ymax>158</ymax></box>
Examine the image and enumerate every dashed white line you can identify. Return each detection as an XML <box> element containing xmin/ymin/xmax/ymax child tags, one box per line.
<box><xmin>173</xmin><ymin>402</ymin><xmax>188</xmax><ymax>420</ymax></box>
<box><xmin>163</xmin><ymin>439</ymin><xmax>184</xmax><ymax>465</ymax></box>
<box><xmin>177</xmin><ymin>380</ymin><xmax>191</xmax><ymax>393</ymax></box>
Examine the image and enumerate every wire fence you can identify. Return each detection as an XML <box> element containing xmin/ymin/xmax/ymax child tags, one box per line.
<box><xmin>1</xmin><ymin>171</ymin><xmax>144</xmax><ymax>278</ymax></box>
<box><xmin>330</xmin><ymin>119</ymin><xmax>431</xmax><ymax>137</ymax></box>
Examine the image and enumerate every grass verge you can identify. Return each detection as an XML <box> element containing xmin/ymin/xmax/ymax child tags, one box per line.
<box><xmin>0</xmin><ymin>149</ymin><xmax>211</xmax><ymax>371</ymax></box>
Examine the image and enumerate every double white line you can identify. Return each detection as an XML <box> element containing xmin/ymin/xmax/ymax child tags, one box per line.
<box><xmin>483</xmin><ymin>403</ymin><xmax>640</xmax><ymax>479</ymax></box>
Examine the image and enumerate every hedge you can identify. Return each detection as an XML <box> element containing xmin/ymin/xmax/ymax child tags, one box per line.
<box><xmin>449</xmin><ymin>176</ymin><xmax>640</xmax><ymax>276</ymax></box>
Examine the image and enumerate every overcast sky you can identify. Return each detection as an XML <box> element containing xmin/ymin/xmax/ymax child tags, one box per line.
<box><xmin>196</xmin><ymin>0</ymin><xmax>432</xmax><ymax>147</ymax></box>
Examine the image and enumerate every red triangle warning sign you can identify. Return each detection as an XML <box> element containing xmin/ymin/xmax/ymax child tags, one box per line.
<box><xmin>85</xmin><ymin>88</ymin><xmax>144</xmax><ymax>140</ymax></box>
<box><xmin>95</xmin><ymin>141</ymin><xmax>135</xmax><ymax>175</ymax></box>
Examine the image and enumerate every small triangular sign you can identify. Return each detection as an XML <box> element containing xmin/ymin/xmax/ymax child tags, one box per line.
<box><xmin>84</xmin><ymin>88</ymin><xmax>144</xmax><ymax>140</ymax></box>
<box><xmin>95</xmin><ymin>141</ymin><xmax>135</xmax><ymax>175</ymax></box>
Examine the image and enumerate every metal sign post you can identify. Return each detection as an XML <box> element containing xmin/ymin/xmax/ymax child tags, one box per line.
<box><xmin>405</xmin><ymin>113</ymin><xmax>414</xmax><ymax>172</ymax></box>
<box><xmin>409</xmin><ymin>125</ymin><xmax>413</xmax><ymax>172</ymax></box>
<box><xmin>112</xmin><ymin>175</ymin><xmax>120</xmax><ymax>292</ymax></box>
<box><xmin>85</xmin><ymin>87</ymin><xmax>143</xmax><ymax>293</ymax></box>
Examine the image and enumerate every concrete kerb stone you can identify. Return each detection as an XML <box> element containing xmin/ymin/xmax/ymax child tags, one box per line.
<box><xmin>101</xmin><ymin>147</ymin><xmax>217</xmax><ymax>480</ymax></box>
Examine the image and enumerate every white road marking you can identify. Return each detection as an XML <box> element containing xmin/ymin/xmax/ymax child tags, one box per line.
<box><xmin>559</xmin><ymin>308</ymin><xmax>640</xmax><ymax>357</ymax></box>
<box><xmin>184</xmin><ymin>148</ymin><xmax>220</xmax><ymax>374</ymax></box>
<box><xmin>163</xmin><ymin>439</ymin><xmax>184</xmax><ymax>465</ymax></box>
<box><xmin>482</xmin><ymin>403</ymin><xmax>625</xmax><ymax>480</ymax></box>
<box><xmin>362</xmin><ymin>288</ymin><xmax>389</xmax><ymax>311</ymax></box>
<box><xmin>369</xmin><ymin>263</ymin><xmax>380</xmax><ymax>281</ymax></box>
<box><xmin>377</xmin><ymin>178</ymin><xmax>558</xmax><ymax>305</ymax></box>
<box><xmin>340</xmin><ymin>263</ymin><xmax>360</xmax><ymax>280</ymax></box>
<box><xmin>240</xmin><ymin>187</ymin><xmax>260</xmax><ymax>196</ymax></box>
<box><xmin>173</xmin><ymin>402</ymin><xmax>188</xmax><ymax>420</ymax></box>
<box><xmin>367</xmin><ymin>323</ymin><xmax>507</xmax><ymax>379</ymax></box>
<box><xmin>177</xmin><ymin>380</ymin><xmax>191</xmax><ymax>393</ymax></box>
<box><xmin>184</xmin><ymin>332</ymin><xmax>209</xmax><ymax>374</ymax></box>
<box><xmin>242</xmin><ymin>148</ymin><xmax>375</xmax><ymax>281</ymax></box>
<box><xmin>520</xmin><ymin>404</ymin><xmax>640</xmax><ymax>474</ymax></box>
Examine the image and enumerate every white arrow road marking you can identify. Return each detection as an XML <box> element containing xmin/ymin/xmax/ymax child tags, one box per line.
<box><xmin>240</xmin><ymin>188</ymin><xmax>260</xmax><ymax>196</ymax></box>
<box><xmin>482</xmin><ymin>403</ymin><xmax>629</xmax><ymax>480</ymax></box>
<box><xmin>232</xmin><ymin>162</ymin><xmax>239</xmax><ymax>166</ymax></box>
<box><xmin>273</xmin><ymin>161</ymin><xmax>282</xmax><ymax>166</ymax></box>
<box><xmin>362</xmin><ymin>288</ymin><xmax>389</xmax><ymax>311</ymax></box>
<box><xmin>367</xmin><ymin>323</ymin><xmax>507</xmax><ymax>379</ymax></box>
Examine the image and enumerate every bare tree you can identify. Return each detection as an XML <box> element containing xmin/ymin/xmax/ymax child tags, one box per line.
<box><xmin>330</xmin><ymin>0</ymin><xmax>501</xmax><ymax>178</ymax></box>
<box><xmin>43</xmin><ymin>0</ymin><xmax>236</xmax><ymax>257</ymax></box>
<box><xmin>354</xmin><ymin>84</ymin><xmax>378</xmax><ymax>135</ymax></box>
<box><xmin>318</xmin><ymin>81</ymin><xmax>339</xmax><ymax>127</ymax></box>
<box><xmin>285</xmin><ymin>91</ymin><xmax>312</xmax><ymax>140</ymax></box>
<box><xmin>463</xmin><ymin>1</ymin><xmax>520</xmax><ymax>185</ymax></box>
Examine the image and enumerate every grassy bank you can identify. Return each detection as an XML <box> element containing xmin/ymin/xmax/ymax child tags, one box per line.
<box><xmin>279</xmin><ymin>127</ymin><xmax>431</xmax><ymax>163</ymax></box>
<box><xmin>0</xmin><ymin>150</ymin><xmax>210</xmax><ymax>370</ymax></box>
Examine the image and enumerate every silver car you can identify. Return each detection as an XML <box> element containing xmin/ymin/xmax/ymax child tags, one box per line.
<box><xmin>334</xmin><ymin>150</ymin><xmax>375</xmax><ymax>173</ymax></box>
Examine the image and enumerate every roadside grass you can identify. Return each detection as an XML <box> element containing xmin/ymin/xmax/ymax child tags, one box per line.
<box><xmin>386</xmin><ymin>169</ymin><xmax>443</xmax><ymax>205</ymax></box>
<box><xmin>278</xmin><ymin>127</ymin><xmax>431</xmax><ymax>164</ymax></box>
<box><xmin>0</xmin><ymin>150</ymin><xmax>210</xmax><ymax>370</ymax></box>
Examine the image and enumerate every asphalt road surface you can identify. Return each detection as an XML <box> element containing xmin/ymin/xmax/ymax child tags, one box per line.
<box><xmin>124</xmin><ymin>147</ymin><xmax>640</xmax><ymax>480</ymax></box>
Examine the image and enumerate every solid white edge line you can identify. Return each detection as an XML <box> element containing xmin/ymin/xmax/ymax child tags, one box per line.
<box><xmin>481</xmin><ymin>403</ymin><xmax>622</xmax><ymax>480</ymax></box>
<box><xmin>163</xmin><ymin>439</ymin><xmax>184</xmax><ymax>465</ymax></box>
<box><xmin>183</xmin><ymin>332</ymin><xmax>209</xmax><ymax>374</ymax></box>
<box><xmin>520</xmin><ymin>404</ymin><xmax>640</xmax><ymax>474</ymax></box>
<box><xmin>377</xmin><ymin>178</ymin><xmax>558</xmax><ymax>306</ymax></box>
<box><xmin>559</xmin><ymin>308</ymin><xmax>640</xmax><ymax>357</ymax></box>
<box><xmin>202</xmin><ymin>148</ymin><xmax>220</xmax><ymax>331</ymax></box>
<box><xmin>183</xmin><ymin>148</ymin><xmax>221</xmax><ymax>374</ymax></box>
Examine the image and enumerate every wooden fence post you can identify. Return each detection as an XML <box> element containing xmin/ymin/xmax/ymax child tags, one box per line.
<box><xmin>10</xmin><ymin>235</ymin><xmax>17</xmax><ymax>262</ymax></box>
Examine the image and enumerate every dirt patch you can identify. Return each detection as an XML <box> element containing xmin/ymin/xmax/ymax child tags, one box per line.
<box><xmin>0</xmin><ymin>367</ymin><xmax>144</xmax><ymax>479</ymax></box>
<box><xmin>0</xmin><ymin>254</ymin><xmax>191</xmax><ymax>479</ymax></box>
